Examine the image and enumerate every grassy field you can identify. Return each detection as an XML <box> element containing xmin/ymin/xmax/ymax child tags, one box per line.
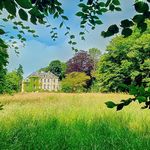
<box><xmin>0</xmin><ymin>93</ymin><xmax>150</xmax><ymax>150</ymax></box>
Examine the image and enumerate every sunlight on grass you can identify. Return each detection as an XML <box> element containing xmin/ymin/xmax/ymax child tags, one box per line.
<box><xmin>0</xmin><ymin>93</ymin><xmax>150</xmax><ymax>149</ymax></box>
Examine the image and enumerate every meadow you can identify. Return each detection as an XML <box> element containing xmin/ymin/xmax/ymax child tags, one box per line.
<box><xmin>0</xmin><ymin>93</ymin><xmax>150</xmax><ymax>150</ymax></box>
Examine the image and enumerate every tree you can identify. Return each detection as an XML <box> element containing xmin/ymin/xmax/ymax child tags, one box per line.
<box><xmin>3</xmin><ymin>71</ymin><xmax>20</xmax><ymax>93</ymax></box>
<box><xmin>61</xmin><ymin>62</ymin><xmax>67</xmax><ymax>79</ymax></box>
<box><xmin>97</xmin><ymin>22</ymin><xmax>150</xmax><ymax>93</ymax></box>
<box><xmin>0</xmin><ymin>47</ymin><xmax>8</xmax><ymax>94</ymax></box>
<box><xmin>49</xmin><ymin>60</ymin><xmax>62</xmax><ymax>79</ymax></box>
<box><xmin>97</xmin><ymin>22</ymin><xmax>150</xmax><ymax>110</ymax></box>
<box><xmin>39</xmin><ymin>60</ymin><xmax>67</xmax><ymax>80</ymax></box>
<box><xmin>17</xmin><ymin>64</ymin><xmax>24</xmax><ymax>91</ymax></box>
<box><xmin>89</xmin><ymin>48</ymin><xmax>101</xmax><ymax>71</ymax></box>
<box><xmin>67</xmin><ymin>50</ymin><xmax>94</xmax><ymax>76</ymax></box>
<box><xmin>61</xmin><ymin>72</ymin><xmax>90</xmax><ymax>93</ymax></box>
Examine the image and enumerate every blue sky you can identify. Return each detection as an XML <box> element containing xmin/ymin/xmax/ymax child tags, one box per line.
<box><xmin>5</xmin><ymin>1</ymin><xmax>135</xmax><ymax>77</ymax></box>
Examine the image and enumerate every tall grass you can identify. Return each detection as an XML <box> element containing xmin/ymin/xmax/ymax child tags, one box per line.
<box><xmin>0</xmin><ymin>93</ymin><xmax>150</xmax><ymax>150</ymax></box>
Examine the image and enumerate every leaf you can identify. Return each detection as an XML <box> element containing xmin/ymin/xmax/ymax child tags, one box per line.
<box><xmin>108</xmin><ymin>24</ymin><xmax>119</xmax><ymax>34</ymax></box>
<box><xmin>29</xmin><ymin>7</ymin><xmax>44</xmax><ymax>19</ymax></box>
<box><xmin>65</xmin><ymin>32</ymin><xmax>69</xmax><ymax>35</ymax></box>
<box><xmin>87</xmin><ymin>0</ymin><xmax>93</xmax><ymax>5</ymax></box>
<box><xmin>137</xmin><ymin>96</ymin><xmax>147</xmax><ymax>103</ymax></box>
<box><xmin>122</xmin><ymin>28</ymin><xmax>132</xmax><ymax>37</ymax></box>
<box><xmin>30</xmin><ymin>15</ymin><xmax>37</xmax><ymax>25</ymax></box>
<box><xmin>95</xmin><ymin>20</ymin><xmax>103</xmax><ymax>25</ymax></box>
<box><xmin>105</xmin><ymin>101</ymin><xmax>116</xmax><ymax>108</ymax></box>
<box><xmin>105</xmin><ymin>0</ymin><xmax>112</xmax><ymax>7</ymax></box>
<box><xmin>15</xmin><ymin>0</ymin><xmax>32</xmax><ymax>9</ymax></box>
<box><xmin>121</xmin><ymin>19</ymin><xmax>134</xmax><ymax>28</ymax></box>
<box><xmin>76</xmin><ymin>12</ymin><xmax>84</xmax><ymax>17</ymax></box>
<box><xmin>132</xmin><ymin>15</ymin><xmax>145</xmax><ymax>24</ymax></box>
<box><xmin>112</xmin><ymin>0</ymin><xmax>120</xmax><ymax>5</ymax></box>
<box><xmin>134</xmin><ymin>2</ymin><xmax>149</xmax><ymax>13</ymax></box>
<box><xmin>46</xmin><ymin>25</ymin><xmax>51</xmax><ymax>28</ymax></box>
<box><xmin>61</xmin><ymin>15</ymin><xmax>69</xmax><ymax>20</ymax></box>
<box><xmin>70</xmin><ymin>35</ymin><xmax>75</xmax><ymax>39</ymax></box>
<box><xmin>121</xmin><ymin>99</ymin><xmax>132</xmax><ymax>106</ymax></box>
<box><xmin>117</xmin><ymin>103</ymin><xmax>124</xmax><ymax>111</ymax></box>
<box><xmin>54</xmin><ymin>12</ymin><xmax>59</xmax><ymax>18</ymax></box>
<box><xmin>78</xmin><ymin>3</ymin><xmax>86</xmax><ymax>8</ymax></box>
<box><xmin>115</xmin><ymin>7</ymin><xmax>121</xmax><ymax>11</ymax></box>
<box><xmin>2</xmin><ymin>18</ymin><xmax>8</xmax><ymax>22</ymax></box>
<box><xmin>79</xmin><ymin>32</ymin><xmax>85</xmax><ymax>35</ymax></box>
<box><xmin>100</xmin><ymin>8</ymin><xmax>108</xmax><ymax>13</ymax></box>
<box><xmin>59</xmin><ymin>22</ymin><xmax>63</xmax><ymax>28</ymax></box>
<box><xmin>4</xmin><ymin>0</ymin><xmax>16</xmax><ymax>16</ymax></box>
<box><xmin>109</xmin><ymin>4</ymin><xmax>115</xmax><ymax>11</ymax></box>
<box><xmin>19</xmin><ymin>9</ymin><xmax>28</xmax><ymax>21</ymax></box>
<box><xmin>0</xmin><ymin>29</ymin><xmax>5</xmax><ymax>35</ymax></box>
<box><xmin>72</xmin><ymin>42</ymin><xmax>77</xmax><ymax>45</ymax></box>
<box><xmin>99</xmin><ymin>2</ymin><xmax>105</xmax><ymax>7</ymax></box>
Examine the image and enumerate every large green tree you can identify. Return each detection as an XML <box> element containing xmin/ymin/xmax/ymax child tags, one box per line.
<box><xmin>97</xmin><ymin>21</ymin><xmax>150</xmax><ymax>92</ymax></box>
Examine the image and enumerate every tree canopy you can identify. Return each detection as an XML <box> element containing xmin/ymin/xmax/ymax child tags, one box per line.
<box><xmin>97</xmin><ymin>21</ymin><xmax>150</xmax><ymax>93</ymax></box>
<box><xmin>61</xmin><ymin>72</ymin><xmax>90</xmax><ymax>93</ymax></box>
<box><xmin>67</xmin><ymin>50</ymin><xmax>94</xmax><ymax>76</ymax></box>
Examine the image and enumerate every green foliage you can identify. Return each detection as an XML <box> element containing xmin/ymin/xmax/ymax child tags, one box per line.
<box><xmin>0</xmin><ymin>47</ymin><xmax>8</xmax><ymax>94</ymax></box>
<box><xmin>102</xmin><ymin>21</ymin><xmax>150</xmax><ymax>110</ymax></box>
<box><xmin>24</xmin><ymin>76</ymin><xmax>41</xmax><ymax>92</ymax></box>
<box><xmin>102</xmin><ymin>1</ymin><xmax>150</xmax><ymax>37</ymax></box>
<box><xmin>39</xmin><ymin>60</ymin><xmax>67</xmax><ymax>80</ymax></box>
<box><xmin>61</xmin><ymin>72</ymin><xmax>90</xmax><ymax>93</ymax></box>
<box><xmin>97</xmin><ymin>21</ymin><xmax>150</xmax><ymax>92</ymax></box>
<box><xmin>106</xmin><ymin>85</ymin><xmax>150</xmax><ymax>111</ymax></box>
<box><xmin>48</xmin><ymin>60</ymin><xmax>64</xmax><ymax>80</ymax></box>
<box><xmin>0</xmin><ymin>0</ymin><xmax>150</xmax><ymax>52</ymax></box>
<box><xmin>89</xmin><ymin>48</ymin><xmax>101</xmax><ymax>71</ymax></box>
<box><xmin>3</xmin><ymin>71</ymin><xmax>21</xmax><ymax>94</ymax></box>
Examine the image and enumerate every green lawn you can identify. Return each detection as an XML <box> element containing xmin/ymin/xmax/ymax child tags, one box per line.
<box><xmin>0</xmin><ymin>93</ymin><xmax>150</xmax><ymax>150</ymax></box>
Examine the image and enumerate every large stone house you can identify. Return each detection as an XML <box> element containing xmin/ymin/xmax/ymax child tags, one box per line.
<box><xmin>22</xmin><ymin>71</ymin><xmax>60</xmax><ymax>92</ymax></box>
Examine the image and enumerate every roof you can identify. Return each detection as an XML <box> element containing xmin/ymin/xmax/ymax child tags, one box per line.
<box><xmin>27</xmin><ymin>71</ymin><xmax>59</xmax><ymax>79</ymax></box>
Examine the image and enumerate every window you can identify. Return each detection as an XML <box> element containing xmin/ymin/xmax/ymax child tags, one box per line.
<box><xmin>44</xmin><ymin>79</ymin><xmax>46</xmax><ymax>83</ymax></box>
<box><xmin>44</xmin><ymin>84</ymin><xmax>46</xmax><ymax>89</ymax></box>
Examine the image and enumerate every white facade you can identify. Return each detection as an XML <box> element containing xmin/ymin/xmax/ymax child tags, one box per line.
<box><xmin>23</xmin><ymin>71</ymin><xmax>60</xmax><ymax>92</ymax></box>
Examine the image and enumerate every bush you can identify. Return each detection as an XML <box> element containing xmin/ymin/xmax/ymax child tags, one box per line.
<box><xmin>61</xmin><ymin>72</ymin><xmax>90</xmax><ymax>93</ymax></box>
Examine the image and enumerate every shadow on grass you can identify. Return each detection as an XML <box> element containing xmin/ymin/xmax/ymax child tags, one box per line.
<box><xmin>0</xmin><ymin>116</ymin><xmax>150</xmax><ymax>150</ymax></box>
